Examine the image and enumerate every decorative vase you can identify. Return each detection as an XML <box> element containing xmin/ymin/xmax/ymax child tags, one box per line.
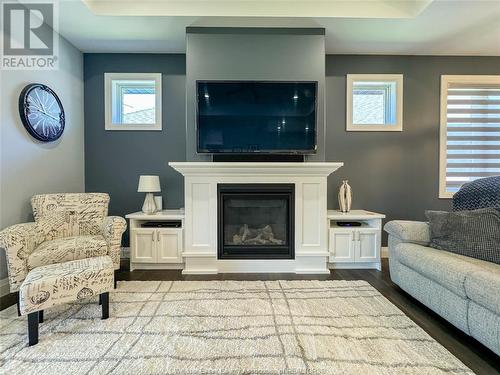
<box><xmin>154</xmin><ymin>195</ymin><xmax>163</xmax><ymax>211</ymax></box>
<box><xmin>142</xmin><ymin>193</ymin><xmax>157</xmax><ymax>214</ymax></box>
<box><xmin>338</xmin><ymin>180</ymin><xmax>352</xmax><ymax>213</ymax></box>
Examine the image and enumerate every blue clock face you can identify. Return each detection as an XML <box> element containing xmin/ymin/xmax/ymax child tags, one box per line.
<box><xmin>19</xmin><ymin>84</ymin><xmax>65</xmax><ymax>142</ymax></box>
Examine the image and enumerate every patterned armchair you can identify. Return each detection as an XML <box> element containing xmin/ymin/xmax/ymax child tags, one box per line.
<box><xmin>0</xmin><ymin>193</ymin><xmax>127</xmax><ymax>294</ymax></box>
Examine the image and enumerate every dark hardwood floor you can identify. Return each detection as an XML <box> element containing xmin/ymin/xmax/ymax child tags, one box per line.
<box><xmin>2</xmin><ymin>259</ymin><xmax>499</xmax><ymax>374</ymax></box>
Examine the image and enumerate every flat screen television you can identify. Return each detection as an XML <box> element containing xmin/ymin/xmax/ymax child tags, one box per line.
<box><xmin>197</xmin><ymin>81</ymin><xmax>317</xmax><ymax>154</ymax></box>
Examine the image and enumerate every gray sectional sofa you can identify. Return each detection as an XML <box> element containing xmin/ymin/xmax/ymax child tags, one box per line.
<box><xmin>384</xmin><ymin>220</ymin><xmax>500</xmax><ymax>356</ymax></box>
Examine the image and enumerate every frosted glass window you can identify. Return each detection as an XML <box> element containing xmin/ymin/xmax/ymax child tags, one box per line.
<box><xmin>105</xmin><ymin>73</ymin><xmax>162</xmax><ymax>131</ymax></box>
<box><xmin>347</xmin><ymin>74</ymin><xmax>403</xmax><ymax>131</ymax></box>
<box><xmin>117</xmin><ymin>84</ymin><xmax>156</xmax><ymax>124</ymax></box>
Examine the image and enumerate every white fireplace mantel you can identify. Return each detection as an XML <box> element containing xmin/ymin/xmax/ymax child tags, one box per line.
<box><xmin>169</xmin><ymin>162</ymin><xmax>343</xmax><ymax>177</ymax></box>
<box><xmin>169</xmin><ymin>161</ymin><xmax>343</xmax><ymax>274</ymax></box>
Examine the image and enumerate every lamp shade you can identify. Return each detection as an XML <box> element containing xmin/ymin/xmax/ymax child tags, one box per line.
<box><xmin>137</xmin><ymin>175</ymin><xmax>161</xmax><ymax>193</ymax></box>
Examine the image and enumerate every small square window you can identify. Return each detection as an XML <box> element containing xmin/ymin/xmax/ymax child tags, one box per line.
<box><xmin>346</xmin><ymin>74</ymin><xmax>403</xmax><ymax>131</ymax></box>
<box><xmin>105</xmin><ymin>73</ymin><xmax>162</xmax><ymax>131</ymax></box>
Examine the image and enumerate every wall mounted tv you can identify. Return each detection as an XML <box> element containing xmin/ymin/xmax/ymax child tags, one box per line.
<box><xmin>197</xmin><ymin>81</ymin><xmax>317</xmax><ymax>154</ymax></box>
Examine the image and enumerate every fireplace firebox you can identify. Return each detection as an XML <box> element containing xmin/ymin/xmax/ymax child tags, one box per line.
<box><xmin>217</xmin><ymin>184</ymin><xmax>295</xmax><ymax>259</ymax></box>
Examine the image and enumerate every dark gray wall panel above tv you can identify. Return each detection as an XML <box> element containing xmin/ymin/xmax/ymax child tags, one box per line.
<box><xmin>186</xmin><ymin>27</ymin><xmax>327</xmax><ymax>161</ymax></box>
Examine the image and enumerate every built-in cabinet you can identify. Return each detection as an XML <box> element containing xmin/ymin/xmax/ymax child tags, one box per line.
<box><xmin>126</xmin><ymin>210</ymin><xmax>184</xmax><ymax>271</ymax></box>
<box><xmin>158</xmin><ymin>230</ymin><xmax>183</xmax><ymax>262</ymax></box>
<box><xmin>328</xmin><ymin>210</ymin><xmax>385</xmax><ymax>270</ymax></box>
<box><xmin>131</xmin><ymin>228</ymin><xmax>183</xmax><ymax>264</ymax></box>
<box><xmin>125</xmin><ymin>208</ymin><xmax>385</xmax><ymax>273</ymax></box>
<box><xmin>132</xmin><ymin>229</ymin><xmax>156</xmax><ymax>263</ymax></box>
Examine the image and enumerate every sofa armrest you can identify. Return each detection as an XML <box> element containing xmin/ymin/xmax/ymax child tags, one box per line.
<box><xmin>0</xmin><ymin>222</ymin><xmax>44</xmax><ymax>292</ymax></box>
<box><xmin>101</xmin><ymin>216</ymin><xmax>127</xmax><ymax>270</ymax></box>
<box><xmin>384</xmin><ymin>220</ymin><xmax>431</xmax><ymax>245</ymax></box>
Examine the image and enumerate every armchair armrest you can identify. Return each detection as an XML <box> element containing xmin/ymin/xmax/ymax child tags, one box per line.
<box><xmin>0</xmin><ymin>222</ymin><xmax>44</xmax><ymax>292</ymax></box>
<box><xmin>101</xmin><ymin>216</ymin><xmax>127</xmax><ymax>270</ymax></box>
<box><xmin>384</xmin><ymin>220</ymin><xmax>430</xmax><ymax>245</ymax></box>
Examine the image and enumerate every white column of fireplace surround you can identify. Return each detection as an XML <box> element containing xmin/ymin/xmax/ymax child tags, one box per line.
<box><xmin>169</xmin><ymin>162</ymin><xmax>343</xmax><ymax>274</ymax></box>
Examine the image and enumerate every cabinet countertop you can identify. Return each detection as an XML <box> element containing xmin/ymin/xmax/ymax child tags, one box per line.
<box><xmin>126</xmin><ymin>210</ymin><xmax>185</xmax><ymax>220</ymax></box>
<box><xmin>327</xmin><ymin>210</ymin><xmax>385</xmax><ymax>220</ymax></box>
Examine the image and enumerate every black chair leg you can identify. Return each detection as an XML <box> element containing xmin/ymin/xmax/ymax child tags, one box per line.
<box><xmin>99</xmin><ymin>294</ymin><xmax>102</xmax><ymax>305</ymax></box>
<box><xmin>101</xmin><ymin>292</ymin><xmax>109</xmax><ymax>320</ymax></box>
<box><xmin>17</xmin><ymin>298</ymin><xmax>21</xmax><ymax>317</ymax></box>
<box><xmin>114</xmin><ymin>271</ymin><xmax>117</xmax><ymax>289</ymax></box>
<box><xmin>28</xmin><ymin>312</ymin><xmax>39</xmax><ymax>346</ymax></box>
<box><xmin>38</xmin><ymin>310</ymin><xmax>44</xmax><ymax>323</ymax></box>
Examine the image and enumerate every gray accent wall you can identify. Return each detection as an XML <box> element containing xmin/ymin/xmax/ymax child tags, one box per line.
<box><xmin>0</xmin><ymin>36</ymin><xmax>84</xmax><ymax>280</ymax></box>
<box><xmin>83</xmin><ymin>52</ymin><xmax>500</xmax><ymax>247</ymax></box>
<box><xmin>325</xmin><ymin>55</ymin><xmax>500</xmax><ymax>244</ymax></box>
<box><xmin>185</xmin><ymin>27</ymin><xmax>326</xmax><ymax>161</ymax></box>
<box><xmin>83</xmin><ymin>54</ymin><xmax>186</xmax><ymax>245</ymax></box>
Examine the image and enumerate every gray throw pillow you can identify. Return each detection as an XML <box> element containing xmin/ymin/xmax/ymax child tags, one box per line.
<box><xmin>425</xmin><ymin>208</ymin><xmax>500</xmax><ymax>264</ymax></box>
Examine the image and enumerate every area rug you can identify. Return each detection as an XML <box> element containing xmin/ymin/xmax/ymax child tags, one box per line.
<box><xmin>0</xmin><ymin>280</ymin><xmax>472</xmax><ymax>374</ymax></box>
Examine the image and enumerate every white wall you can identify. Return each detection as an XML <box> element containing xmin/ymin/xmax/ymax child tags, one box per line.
<box><xmin>0</xmin><ymin>35</ymin><xmax>85</xmax><ymax>281</ymax></box>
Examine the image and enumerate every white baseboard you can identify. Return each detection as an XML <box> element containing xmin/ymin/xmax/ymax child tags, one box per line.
<box><xmin>328</xmin><ymin>262</ymin><xmax>381</xmax><ymax>271</ymax></box>
<box><xmin>0</xmin><ymin>278</ymin><xmax>10</xmax><ymax>297</ymax></box>
<box><xmin>131</xmin><ymin>263</ymin><xmax>184</xmax><ymax>271</ymax></box>
<box><xmin>123</xmin><ymin>246</ymin><xmax>389</xmax><ymax>266</ymax></box>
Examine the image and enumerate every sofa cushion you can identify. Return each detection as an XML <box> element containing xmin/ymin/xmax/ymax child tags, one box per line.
<box><xmin>465</xmin><ymin>269</ymin><xmax>500</xmax><ymax>315</ymax></box>
<box><xmin>383</xmin><ymin>220</ymin><xmax>430</xmax><ymax>245</ymax></box>
<box><xmin>27</xmin><ymin>235</ymin><xmax>108</xmax><ymax>270</ymax></box>
<box><xmin>396</xmin><ymin>261</ymin><xmax>471</xmax><ymax>334</ymax></box>
<box><xmin>394</xmin><ymin>243</ymin><xmax>498</xmax><ymax>298</ymax></box>
<box><xmin>426</xmin><ymin>209</ymin><xmax>500</xmax><ymax>264</ymax></box>
<box><xmin>467</xmin><ymin>301</ymin><xmax>500</xmax><ymax>355</ymax></box>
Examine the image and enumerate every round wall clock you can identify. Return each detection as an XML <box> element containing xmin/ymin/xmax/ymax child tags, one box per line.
<box><xmin>19</xmin><ymin>83</ymin><xmax>65</xmax><ymax>142</ymax></box>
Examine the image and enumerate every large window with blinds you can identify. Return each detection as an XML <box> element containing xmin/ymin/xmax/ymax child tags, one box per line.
<box><xmin>439</xmin><ymin>75</ymin><xmax>500</xmax><ymax>198</ymax></box>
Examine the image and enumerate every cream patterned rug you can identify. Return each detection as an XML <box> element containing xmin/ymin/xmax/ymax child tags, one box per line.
<box><xmin>0</xmin><ymin>280</ymin><xmax>472</xmax><ymax>375</ymax></box>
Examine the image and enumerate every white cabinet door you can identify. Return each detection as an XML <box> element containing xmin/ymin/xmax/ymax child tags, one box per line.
<box><xmin>131</xmin><ymin>229</ymin><xmax>156</xmax><ymax>263</ymax></box>
<box><xmin>355</xmin><ymin>229</ymin><xmax>379</xmax><ymax>262</ymax></box>
<box><xmin>157</xmin><ymin>229</ymin><xmax>183</xmax><ymax>263</ymax></box>
<box><xmin>330</xmin><ymin>230</ymin><xmax>355</xmax><ymax>262</ymax></box>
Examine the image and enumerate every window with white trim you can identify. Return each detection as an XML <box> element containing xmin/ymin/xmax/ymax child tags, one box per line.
<box><xmin>346</xmin><ymin>74</ymin><xmax>403</xmax><ymax>131</ymax></box>
<box><xmin>104</xmin><ymin>73</ymin><xmax>162</xmax><ymax>131</ymax></box>
<box><xmin>439</xmin><ymin>75</ymin><xmax>500</xmax><ymax>198</ymax></box>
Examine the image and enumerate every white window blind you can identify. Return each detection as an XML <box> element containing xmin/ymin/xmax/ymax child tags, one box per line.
<box><xmin>440</xmin><ymin>75</ymin><xmax>500</xmax><ymax>198</ymax></box>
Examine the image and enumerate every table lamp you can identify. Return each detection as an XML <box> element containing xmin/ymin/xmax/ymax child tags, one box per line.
<box><xmin>138</xmin><ymin>175</ymin><xmax>161</xmax><ymax>214</ymax></box>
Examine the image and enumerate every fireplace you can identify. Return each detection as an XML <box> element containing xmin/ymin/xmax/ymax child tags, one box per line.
<box><xmin>217</xmin><ymin>184</ymin><xmax>295</xmax><ymax>259</ymax></box>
